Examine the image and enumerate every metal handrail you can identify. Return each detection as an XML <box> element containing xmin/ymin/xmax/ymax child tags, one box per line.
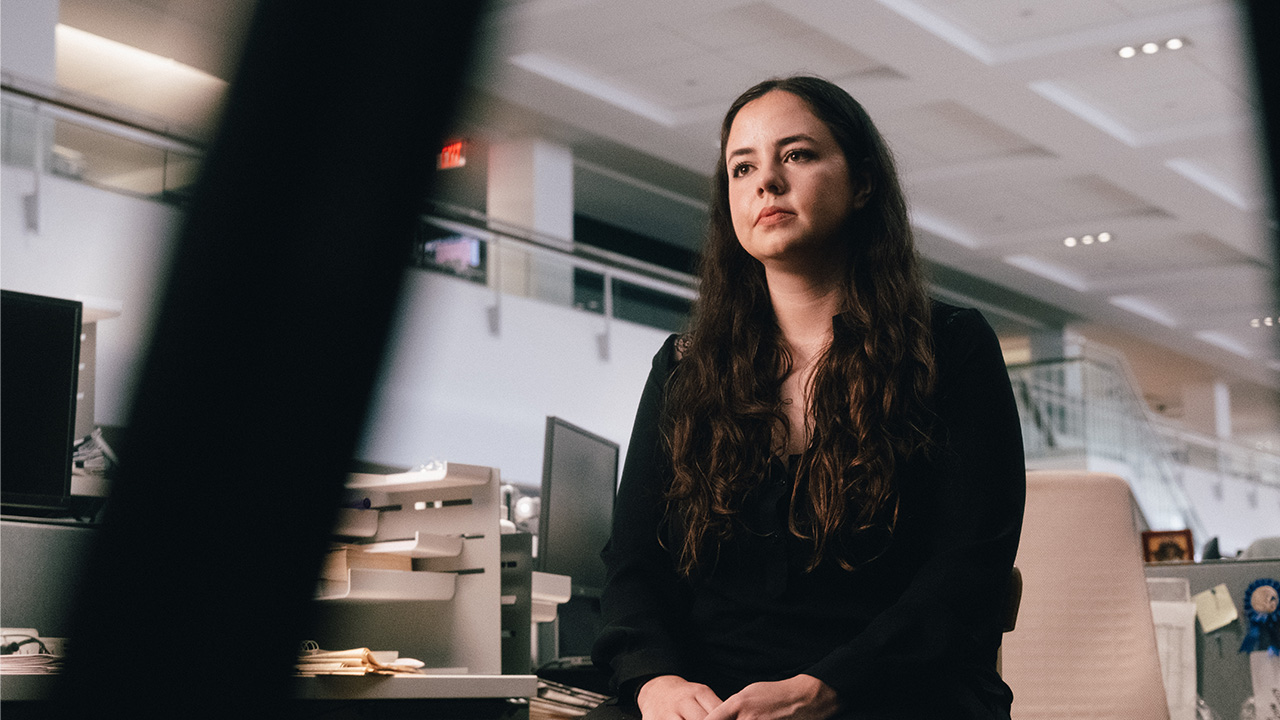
<box><xmin>1007</xmin><ymin>355</ymin><xmax>1208</xmax><ymax>538</ymax></box>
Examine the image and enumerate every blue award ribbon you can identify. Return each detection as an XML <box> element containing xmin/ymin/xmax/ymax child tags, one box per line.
<box><xmin>1239</xmin><ymin>578</ymin><xmax>1280</xmax><ymax>655</ymax></box>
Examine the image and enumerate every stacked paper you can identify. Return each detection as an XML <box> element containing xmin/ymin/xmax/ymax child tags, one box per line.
<box><xmin>295</xmin><ymin>647</ymin><xmax>427</xmax><ymax>676</ymax></box>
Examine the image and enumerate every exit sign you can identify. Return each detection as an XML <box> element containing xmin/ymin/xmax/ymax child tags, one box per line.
<box><xmin>438</xmin><ymin>140</ymin><xmax>466</xmax><ymax>169</ymax></box>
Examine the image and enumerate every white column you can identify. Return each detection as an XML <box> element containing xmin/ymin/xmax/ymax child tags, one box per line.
<box><xmin>485</xmin><ymin>138</ymin><xmax>575</xmax><ymax>307</ymax></box>
<box><xmin>1029</xmin><ymin>327</ymin><xmax>1083</xmax><ymax>362</ymax></box>
<box><xmin>486</xmin><ymin>138</ymin><xmax>574</xmax><ymax>243</ymax></box>
<box><xmin>1</xmin><ymin>0</ymin><xmax>59</xmax><ymax>82</ymax></box>
<box><xmin>1182</xmin><ymin>381</ymin><xmax>1232</xmax><ymax>440</ymax></box>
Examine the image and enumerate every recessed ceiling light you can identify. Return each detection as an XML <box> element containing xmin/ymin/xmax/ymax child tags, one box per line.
<box><xmin>1142</xmin><ymin>42</ymin><xmax>1159</xmax><ymax>54</ymax></box>
<box><xmin>1082</xmin><ymin>234</ymin><xmax>1095</xmax><ymax>245</ymax></box>
<box><xmin>1166</xmin><ymin>38</ymin><xmax>1184</xmax><ymax>50</ymax></box>
<box><xmin>1118</xmin><ymin>46</ymin><xmax>1137</xmax><ymax>59</ymax></box>
<box><xmin>1064</xmin><ymin>237</ymin><xmax>1077</xmax><ymax>247</ymax></box>
<box><xmin>1098</xmin><ymin>232</ymin><xmax>1111</xmax><ymax>242</ymax></box>
<box><xmin>1267</xmin><ymin>317</ymin><xmax>1275</xmax><ymax>327</ymax></box>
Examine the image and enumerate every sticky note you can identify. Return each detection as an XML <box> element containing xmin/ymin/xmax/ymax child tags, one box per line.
<box><xmin>1193</xmin><ymin>584</ymin><xmax>1238</xmax><ymax>633</ymax></box>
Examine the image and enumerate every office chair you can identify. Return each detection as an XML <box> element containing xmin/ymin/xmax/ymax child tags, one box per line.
<box><xmin>1000</xmin><ymin>470</ymin><xmax>1170</xmax><ymax>720</ymax></box>
<box><xmin>996</xmin><ymin>566</ymin><xmax>1023</xmax><ymax>676</ymax></box>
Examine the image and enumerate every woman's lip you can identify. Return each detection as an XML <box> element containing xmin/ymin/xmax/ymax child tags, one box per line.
<box><xmin>756</xmin><ymin>206</ymin><xmax>794</xmax><ymax>225</ymax></box>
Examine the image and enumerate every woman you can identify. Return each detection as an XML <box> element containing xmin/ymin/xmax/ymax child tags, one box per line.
<box><xmin>591</xmin><ymin>76</ymin><xmax>1025</xmax><ymax>720</ymax></box>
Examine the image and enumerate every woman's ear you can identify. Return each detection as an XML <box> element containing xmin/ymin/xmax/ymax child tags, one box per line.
<box><xmin>850</xmin><ymin>166</ymin><xmax>873</xmax><ymax>211</ymax></box>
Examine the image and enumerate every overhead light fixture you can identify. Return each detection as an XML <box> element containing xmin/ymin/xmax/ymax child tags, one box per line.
<box><xmin>1063</xmin><ymin>231</ymin><xmax>1113</xmax><ymax>247</ymax></box>
<box><xmin>1252</xmin><ymin>316</ymin><xmax>1276</xmax><ymax>328</ymax></box>
<box><xmin>1118</xmin><ymin>37</ymin><xmax>1187</xmax><ymax>59</ymax></box>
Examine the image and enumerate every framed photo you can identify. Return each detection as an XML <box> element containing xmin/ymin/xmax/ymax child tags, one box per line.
<box><xmin>1142</xmin><ymin>529</ymin><xmax>1194</xmax><ymax>563</ymax></box>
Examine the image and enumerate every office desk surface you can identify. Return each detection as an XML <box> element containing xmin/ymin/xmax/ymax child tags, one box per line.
<box><xmin>1</xmin><ymin>673</ymin><xmax>537</xmax><ymax>702</ymax></box>
<box><xmin>293</xmin><ymin>673</ymin><xmax>537</xmax><ymax>700</ymax></box>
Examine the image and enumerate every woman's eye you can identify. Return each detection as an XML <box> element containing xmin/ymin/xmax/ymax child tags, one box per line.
<box><xmin>785</xmin><ymin>149</ymin><xmax>813</xmax><ymax>162</ymax></box>
<box><xmin>730</xmin><ymin>163</ymin><xmax>752</xmax><ymax>178</ymax></box>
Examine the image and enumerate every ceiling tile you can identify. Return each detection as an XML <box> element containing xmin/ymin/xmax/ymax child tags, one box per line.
<box><xmin>611</xmin><ymin>50</ymin><xmax>761</xmax><ymax>111</ymax></box>
<box><xmin>538</xmin><ymin>23</ymin><xmax>706</xmax><ymax>74</ymax></box>
<box><xmin>1044</xmin><ymin>174</ymin><xmax>1163</xmax><ymax>219</ymax></box>
<box><xmin>1038</xmin><ymin>231</ymin><xmax>1255</xmax><ymax>282</ymax></box>
<box><xmin>880</xmin><ymin>100</ymin><xmax>1045</xmax><ymax>168</ymax></box>
<box><xmin>714</xmin><ymin>28</ymin><xmax>885</xmax><ymax>80</ymax></box>
<box><xmin>908</xmin><ymin>0</ymin><xmax>1128</xmax><ymax>46</ymax></box>
<box><xmin>1044</xmin><ymin>52</ymin><xmax>1246</xmax><ymax>141</ymax></box>
<box><xmin>664</xmin><ymin>2</ymin><xmax>812</xmax><ymax>50</ymax></box>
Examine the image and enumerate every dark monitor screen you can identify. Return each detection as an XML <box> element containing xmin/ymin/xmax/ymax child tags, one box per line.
<box><xmin>1</xmin><ymin>290</ymin><xmax>82</xmax><ymax>515</ymax></box>
<box><xmin>537</xmin><ymin>416</ymin><xmax>618</xmax><ymax>595</ymax></box>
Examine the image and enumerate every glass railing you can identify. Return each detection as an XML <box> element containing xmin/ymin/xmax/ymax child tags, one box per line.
<box><xmin>413</xmin><ymin>210</ymin><xmax>698</xmax><ymax>335</ymax></box>
<box><xmin>2</xmin><ymin>80</ymin><xmax>205</xmax><ymax>204</ymax></box>
<box><xmin>2</xmin><ymin>76</ymin><xmax>699</xmax><ymax>336</ymax></box>
<box><xmin>1007</xmin><ymin>355</ymin><xmax>1208</xmax><ymax>538</ymax></box>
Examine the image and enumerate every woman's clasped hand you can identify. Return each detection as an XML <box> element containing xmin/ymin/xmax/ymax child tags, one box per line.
<box><xmin>637</xmin><ymin>674</ymin><xmax>840</xmax><ymax>720</ymax></box>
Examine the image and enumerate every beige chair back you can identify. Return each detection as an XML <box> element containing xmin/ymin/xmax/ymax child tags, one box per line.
<box><xmin>1000</xmin><ymin>470</ymin><xmax>1170</xmax><ymax>719</ymax></box>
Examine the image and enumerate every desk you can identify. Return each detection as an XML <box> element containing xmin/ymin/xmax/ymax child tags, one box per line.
<box><xmin>1145</xmin><ymin>557</ymin><xmax>1280</xmax><ymax>719</ymax></box>
<box><xmin>1</xmin><ymin>517</ymin><xmax>539</xmax><ymax>717</ymax></box>
<box><xmin>3</xmin><ymin>673</ymin><xmax>538</xmax><ymax>719</ymax></box>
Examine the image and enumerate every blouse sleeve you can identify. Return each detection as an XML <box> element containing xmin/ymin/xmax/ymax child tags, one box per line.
<box><xmin>591</xmin><ymin>333</ymin><xmax>691</xmax><ymax>698</ymax></box>
<box><xmin>803</xmin><ymin>306</ymin><xmax>1026</xmax><ymax>703</ymax></box>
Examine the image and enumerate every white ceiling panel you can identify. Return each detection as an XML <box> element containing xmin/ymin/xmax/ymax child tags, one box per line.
<box><xmin>666</xmin><ymin>2</ymin><xmax>814</xmax><ymax>50</ymax></box>
<box><xmin>539</xmin><ymin>24</ymin><xmax>706</xmax><ymax>75</ymax></box>
<box><xmin>1108</xmin><ymin>0</ymin><xmax>1208</xmax><ymax>15</ymax></box>
<box><xmin>1033</xmin><ymin>231</ymin><xmax>1255</xmax><ymax>283</ymax></box>
<box><xmin>1042</xmin><ymin>52</ymin><xmax>1246</xmax><ymax>142</ymax></box>
<box><xmin>879</xmin><ymin>100</ymin><xmax>1046</xmax><ymax>168</ymax></box>
<box><xmin>714</xmin><ymin>28</ymin><xmax>887</xmax><ymax>80</ymax></box>
<box><xmin>613</xmin><ymin>51</ymin><xmax>763</xmax><ymax>111</ymax></box>
<box><xmin>908</xmin><ymin>0</ymin><xmax>1129</xmax><ymax>46</ymax></box>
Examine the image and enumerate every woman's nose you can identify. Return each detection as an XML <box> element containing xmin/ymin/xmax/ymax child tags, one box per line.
<box><xmin>757</xmin><ymin>161</ymin><xmax>785</xmax><ymax>196</ymax></box>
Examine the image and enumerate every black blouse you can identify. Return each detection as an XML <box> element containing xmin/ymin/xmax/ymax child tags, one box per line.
<box><xmin>590</xmin><ymin>302</ymin><xmax>1026</xmax><ymax>719</ymax></box>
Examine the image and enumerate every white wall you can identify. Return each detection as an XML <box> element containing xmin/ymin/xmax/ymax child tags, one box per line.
<box><xmin>359</xmin><ymin>269</ymin><xmax>671</xmax><ymax>487</ymax></box>
<box><xmin>1</xmin><ymin>0</ymin><xmax>58</xmax><ymax>83</ymax></box>
<box><xmin>1178</xmin><ymin>465</ymin><xmax>1280</xmax><ymax>557</ymax></box>
<box><xmin>2</xmin><ymin>166</ymin><xmax>670</xmax><ymax>487</ymax></box>
<box><xmin>1</xmin><ymin>167</ymin><xmax>182</xmax><ymax>427</ymax></box>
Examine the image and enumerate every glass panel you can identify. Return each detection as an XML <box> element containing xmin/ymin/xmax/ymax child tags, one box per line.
<box><xmin>1</xmin><ymin>100</ymin><xmax>42</xmax><ymax>169</ymax></box>
<box><xmin>161</xmin><ymin>149</ymin><xmax>202</xmax><ymax>201</ymax></box>
<box><xmin>52</xmin><ymin>118</ymin><xmax>167</xmax><ymax>197</ymax></box>
<box><xmin>612</xmin><ymin>280</ymin><xmax>691</xmax><ymax>333</ymax></box>
<box><xmin>572</xmin><ymin>268</ymin><xmax>604</xmax><ymax>314</ymax></box>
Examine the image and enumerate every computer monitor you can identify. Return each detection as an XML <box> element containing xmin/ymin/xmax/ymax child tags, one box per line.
<box><xmin>1</xmin><ymin>290</ymin><xmax>83</xmax><ymax>516</ymax></box>
<box><xmin>536</xmin><ymin>416</ymin><xmax>619</xmax><ymax>595</ymax></box>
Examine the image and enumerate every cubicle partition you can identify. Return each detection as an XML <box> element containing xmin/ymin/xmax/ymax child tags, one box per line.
<box><xmin>1144</xmin><ymin>558</ymin><xmax>1280</xmax><ymax>720</ymax></box>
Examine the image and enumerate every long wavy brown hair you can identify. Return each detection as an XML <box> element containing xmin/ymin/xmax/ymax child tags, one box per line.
<box><xmin>663</xmin><ymin>76</ymin><xmax>937</xmax><ymax>576</ymax></box>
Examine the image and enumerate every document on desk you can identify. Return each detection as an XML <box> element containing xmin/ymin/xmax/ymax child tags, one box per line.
<box><xmin>1151</xmin><ymin>600</ymin><xmax>1197</xmax><ymax>720</ymax></box>
<box><xmin>1252</xmin><ymin>651</ymin><xmax>1280</xmax><ymax>720</ymax></box>
<box><xmin>295</xmin><ymin>647</ymin><xmax>441</xmax><ymax>676</ymax></box>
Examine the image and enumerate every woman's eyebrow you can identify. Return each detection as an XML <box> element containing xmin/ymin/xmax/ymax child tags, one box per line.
<box><xmin>775</xmin><ymin>133</ymin><xmax>817</xmax><ymax>147</ymax></box>
<box><xmin>727</xmin><ymin>133</ymin><xmax>819</xmax><ymax>161</ymax></box>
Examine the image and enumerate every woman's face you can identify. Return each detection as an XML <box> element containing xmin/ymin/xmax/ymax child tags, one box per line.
<box><xmin>724</xmin><ymin>90</ymin><xmax>866</xmax><ymax>274</ymax></box>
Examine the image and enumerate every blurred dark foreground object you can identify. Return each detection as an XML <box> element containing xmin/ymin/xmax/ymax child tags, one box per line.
<box><xmin>43</xmin><ymin>4</ymin><xmax>488</xmax><ymax>719</ymax></box>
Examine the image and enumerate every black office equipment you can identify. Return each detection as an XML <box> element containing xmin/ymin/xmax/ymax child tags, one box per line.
<box><xmin>1</xmin><ymin>290</ymin><xmax>82</xmax><ymax>516</ymax></box>
<box><xmin>536</xmin><ymin>417</ymin><xmax>618</xmax><ymax>671</ymax></box>
<box><xmin>537</xmin><ymin>416</ymin><xmax>619</xmax><ymax>595</ymax></box>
